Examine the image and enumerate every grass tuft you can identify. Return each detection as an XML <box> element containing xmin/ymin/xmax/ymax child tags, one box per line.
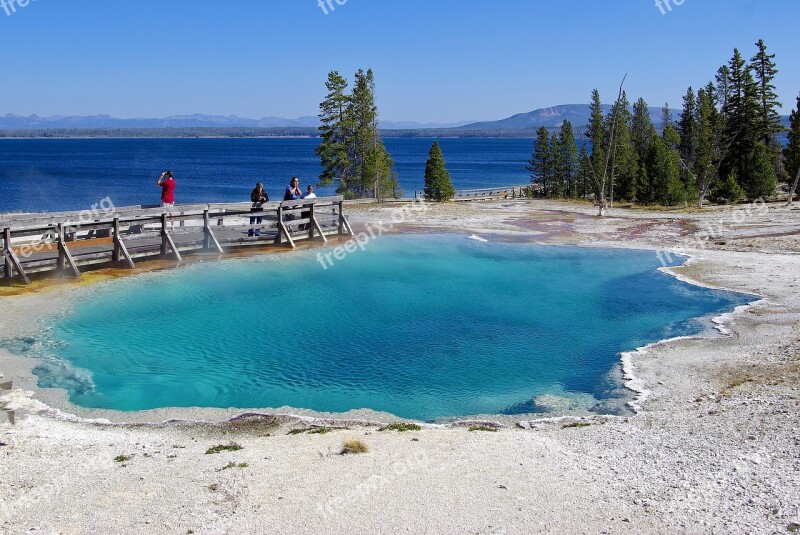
<box><xmin>205</xmin><ymin>442</ymin><xmax>243</xmax><ymax>455</ymax></box>
<box><xmin>288</xmin><ymin>427</ymin><xmax>341</xmax><ymax>435</ymax></box>
<box><xmin>468</xmin><ymin>425</ymin><xmax>498</xmax><ymax>432</ymax></box>
<box><xmin>113</xmin><ymin>454</ymin><xmax>133</xmax><ymax>463</ymax></box>
<box><xmin>561</xmin><ymin>422</ymin><xmax>591</xmax><ymax>429</ymax></box>
<box><xmin>379</xmin><ymin>423</ymin><xmax>422</xmax><ymax>432</ymax></box>
<box><xmin>341</xmin><ymin>439</ymin><xmax>369</xmax><ymax>455</ymax></box>
<box><xmin>219</xmin><ymin>461</ymin><xmax>249</xmax><ymax>471</ymax></box>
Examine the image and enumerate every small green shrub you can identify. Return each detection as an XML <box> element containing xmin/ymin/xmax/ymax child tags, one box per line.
<box><xmin>379</xmin><ymin>423</ymin><xmax>422</xmax><ymax>432</ymax></box>
<box><xmin>468</xmin><ymin>425</ymin><xmax>498</xmax><ymax>432</ymax></box>
<box><xmin>205</xmin><ymin>442</ymin><xmax>243</xmax><ymax>455</ymax></box>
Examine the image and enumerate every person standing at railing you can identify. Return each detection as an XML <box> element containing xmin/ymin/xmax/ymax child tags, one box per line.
<box><xmin>157</xmin><ymin>170</ymin><xmax>176</xmax><ymax>230</ymax></box>
<box><xmin>304</xmin><ymin>185</ymin><xmax>317</xmax><ymax>199</ymax></box>
<box><xmin>284</xmin><ymin>177</ymin><xmax>303</xmax><ymax>201</ymax></box>
<box><xmin>249</xmin><ymin>182</ymin><xmax>269</xmax><ymax>237</ymax></box>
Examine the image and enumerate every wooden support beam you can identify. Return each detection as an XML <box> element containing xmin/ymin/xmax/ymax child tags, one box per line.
<box><xmin>313</xmin><ymin>216</ymin><xmax>328</xmax><ymax>244</ymax></box>
<box><xmin>113</xmin><ymin>218</ymin><xmax>135</xmax><ymax>269</ymax></box>
<box><xmin>161</xmin><ymin>213</ymin><xmax>182</xmax><ymax>261</ymax></box>
<box><xmin>57</xmin><ymin>224</ymin><xmax>81</xmax><ymax>279</ymax></box>
<box><xmin>4</xmin><ymin>227</ymin><xmax>30</xmax><ymax>285</ymax></box>
<box><xmin>203</xmin><ymin>210</ymin><xmax>224</xmax><ymax>254</ymax></box>
<box><xmin>338</xmin><ymin>201</ymin><xmax>345</xmax><ymax>235</ymax></box>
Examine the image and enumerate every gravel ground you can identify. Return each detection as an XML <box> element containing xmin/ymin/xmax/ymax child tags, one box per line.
<box><xmin>1</xmin><ymin>198</ymin><xmax>799</xmax><ymax>534</ymax></box>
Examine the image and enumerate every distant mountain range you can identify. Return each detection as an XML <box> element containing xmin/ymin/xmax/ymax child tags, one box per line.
<box><xmin>458</xmin><ymin>104</ymin><xmax>675</xmax><ymax>130</ymax></box>
<box><xmin>0</xmin><ymin>106</ymin><xmax>790</xmax><ymax>133</ymax></box>
<box><xmin>0</xmin><ymin>113</ymin><xmax>472</xmax><ymax>131</ymax></box>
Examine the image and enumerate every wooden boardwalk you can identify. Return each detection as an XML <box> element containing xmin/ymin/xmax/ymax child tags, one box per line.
<box><xmin>1</xmin><ymin>196</ymin><xmax>353</xmax><ymax>285</ymax></box>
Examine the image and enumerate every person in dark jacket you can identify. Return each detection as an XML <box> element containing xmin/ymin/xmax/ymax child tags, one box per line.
<box><xmin>249</xmin><ymin>182</ymin><xmax>269</xmax><ymax>237</ymax></box>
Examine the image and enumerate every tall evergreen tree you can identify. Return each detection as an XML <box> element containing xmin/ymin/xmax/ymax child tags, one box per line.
<box><xmin>631</xmin><ymin>97</ymin><xmax>654</xmax><ymax>164</ymax></box>
<box><xmin>423</xmin><ymin>141</ymin><xmax>455</xmax><ymax>201</ymax></box>
<box><xmin>784</xmin><ymin>93</ymin><xmax>800</xmax><ymax>205</ymax></box>
<box><xmin>315</xmin><ymin>71</ymin><xmax>352</xmax><ymax>189</ymax></box>
<box><xmin>577</xmin><ymin>142</ymin><xmax>592</xmax><ymax>199</ymax></box>
<box><xmin>316</xmin><ymin>68</ymin><xmax>397</xmax><ymax>199</ymax></box>
<box><xmin>715</xmin><ymin>65</ymin><xmax>732</xmax><ymax>117</ymax></box>
<box><xmin>646</xmin><ymin>130</ymin><xmax>685</xmax><ymax>206</ymax></box>
<box><xmin>550</xmin><ymin>132</ymin><xmax>563</xmax><ymax>197</ymax></box>
<box><xmin>750</xmin><ymin>39</ymin><xmax>783</xmax><ymax>146</ymax></box>
<box><xmin>586</xmin><ymin>89</ymin><xmax>606</xmax><ymax>186</ymax></box>
<box><xmin>527</xmin><ymin>127</ymin><xmax>553</xmax><ymax>196</ymax></box>
<box><xmin>607</xmin><ymin>91</ymin><xmax>638</xmax><ymax>202</ymax></box>
<box><xmin>661</xmin><ymin>103</ymin><xmax>673</xmax><ymax>133</ymax></box>
<box><xmin>557</xmin><ymin>120</ymin><xmax>579</xmax><ymax>198</ymax></box>
<box><xmin>349</xmin><ymin>69</ymin><xmax>379</xmax><ymax>198</ymax></box>
<box><xmin>678</xmin><ymin>86</ymin><xmax>698</xmax><ymax>165</ymax></box>
<box><xmin>721</xmin><ymin>48</ymin><xmax>759</xmax><ymax>191</ymax></box>
<box><xmin>689</xmin><ymin>85</ymin><xmax>723</xmax><ymax>207</ymax></box>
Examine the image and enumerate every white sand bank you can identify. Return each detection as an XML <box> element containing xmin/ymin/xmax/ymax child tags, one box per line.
<box><xmin>1</xmin><ymin>199</ymin><xmax>799</xmax><ymax>534</ymax></box>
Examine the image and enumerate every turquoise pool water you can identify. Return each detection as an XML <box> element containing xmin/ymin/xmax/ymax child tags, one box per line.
<box><xmin>12</xmin><ymin>234</ymin><xmax>753</xmax><ymax>421</ymax></box>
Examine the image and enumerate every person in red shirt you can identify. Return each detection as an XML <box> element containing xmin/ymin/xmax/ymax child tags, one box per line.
<box><xmin>157</xmin><ymin>170</ymin><xmax>176</xmax><ymax>229</ymax></box>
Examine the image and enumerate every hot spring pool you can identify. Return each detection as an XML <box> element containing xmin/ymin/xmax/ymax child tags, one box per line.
<box><xmin>11</xmin><ymin>234</ymin><xmax>753</xmax><ymax>421</ymax></box>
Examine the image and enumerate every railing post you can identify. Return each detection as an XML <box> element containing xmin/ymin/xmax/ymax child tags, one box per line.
<box><xmin>112</xmin><ymin>218</ymin><xmax>120</xmax><ymax>263</ymax></box>
<box><xmin>308</xmin><ymin>203</ymin><xmax>315</xmax><ymax>240</ymax></box>
<box><xmin>57</xmin><ymin>223</ymin><xmax>65</xmax><ymax>272</ymax></box>
<box><xmin>203</xmin><ymin>210</ymin><xmax>210</xmax><ymax>250</ymax></box>
<box><xmin>161</xmin><ymin>213</ymin><xmax>168</xmax><ymax>256</ymax></box>
<box><xmin>3</xmin><ymin>228</ymin><xmax>12</xmax><ymax>280</ymax></box>
<box><xmin>275</xmin><ymin>206</ymin><xmax>283</xmax><ymax>244</ymax></box>
<box><xmin>338</xmin><ymin>200</ymin><xmax>345</xmax><ymax>235</ymax></box>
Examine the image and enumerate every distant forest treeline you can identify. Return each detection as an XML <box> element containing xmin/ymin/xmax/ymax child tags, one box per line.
<box><xmin>0</xmin><ymin>127</ymin><xmax>568</xmax><ymax>139</ymax></box>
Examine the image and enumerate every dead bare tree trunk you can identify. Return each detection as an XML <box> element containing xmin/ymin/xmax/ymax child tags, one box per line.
<box><xmin>592</xmin><ymin>75</ymin><xmax>627</xmax><ymax>217</ymax></box>
<box><xmin>787</xmin><ymin>166</ymin><xmax>800</xmax><ymax>207</ymax></box>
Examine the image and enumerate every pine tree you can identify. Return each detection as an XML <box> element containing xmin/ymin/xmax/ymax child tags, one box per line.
<box><xmin>607</xmin><ymin>92</ymin><xmax>638</xmax><ymax>202</ymax></box>
<box><xmin>661</xmin><ymin>103</ymin><xmax>673</xmax><ymax>133</ymax></box>
<box><xmin>750</xmin><ymin>39</ymin><xmax>783</xmax><ymax>146</ymax></box>
<box><xmin>646</xmin><ymin>130</ymin><xmax>685</xmax><ymax>206</ymax></box>
<box><xmin>577</xmin><ymin>142</ymin><xmax>592</xmax><ymax>199</ymax></box>
<box><xmin>586</xmin><ymin>89</ymin><xmax>606</xmax><ymax>185</ymax></box>
<box><xmin>315</xmin><ymin>71</ymin><xmax>352</xmax><ymax>189</ymax></box>
<box><xmin>746</xmin><ymin>142</ymin><xmax>776</xmax><ymax>200</ymax></box>
<box><xmin>316</xmin><ymin>68</ymin><xmax>395</xmax><ymax>199</ymax></box>
<box><xmin>710</xmin><ymin>171</ymin><xmax>745</xmax><ymax>204</ymax></box>
<box><xmin>558</xmin><ymin>120</ymin><xmax>579</xmax><ymax>198</ymax></box>
<box><xmin>424</xmin><ymin>141</ymin><xmax>455</xmax><ymax>201</ymax></box>
<box><xmin>527</xmin><ymin>127</ymin><xmax>552</xmax><ymax>196</ymax></box>
<box><xmin>721</xmin><ymin>48</ymin><xmax>759</xmax><ymax>191</ymax></box>
<box><xmin>678</xmin><ymin>87</ymin><xmax>698</xmax><ymax>165</ymax></box>
<box><xmin>550</xmin><ymin>132</ymin><xmax>563</xmax><ymax>197</ymax></box>
<box><xmin>631</xmin><ymin>97</ymin><xmax>654</xmax><ymax>164</ymax></box>
<box><xmin>784</xmin><ymin>93</ymin><xmax>800</xmax><ymax>205</ymax></box>
<box><xmin>715</xmin><ymin>65</ymin><xmax>732</xmax><ymax>117</ymax></box>
<box><xmin>691</xmin><ymin>85</ymin><xmax>724</xmax><ymax>207</ymax></box>
<box><xmin>349</xmin><ymin>69</ymin><xmax>379</xmax><ymax>198</ymax></box>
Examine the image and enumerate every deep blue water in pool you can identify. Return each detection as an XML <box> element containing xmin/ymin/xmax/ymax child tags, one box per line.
<box><xmin>15</xmin><ymin>235</ymin><xmax>753</xmax><ymax>420</ymax></box>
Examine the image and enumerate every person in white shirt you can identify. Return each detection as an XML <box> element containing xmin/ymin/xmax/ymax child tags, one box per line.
<box><xmin>304</xmin><ymin>185</ymin><xmax>317</xmax><ymax>199</ymax></box>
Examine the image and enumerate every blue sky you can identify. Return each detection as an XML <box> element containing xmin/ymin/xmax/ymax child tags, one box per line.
<box><xmin>1</xmin><ymin>0</ymin><xmax>798</xmax><ymax>122</ymax></box>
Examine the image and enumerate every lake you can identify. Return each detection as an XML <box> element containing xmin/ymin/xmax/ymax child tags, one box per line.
<box><xmin>0</xmin><ymin>137</ymin><xmax>540</xmax><ymax>212</ymax></box>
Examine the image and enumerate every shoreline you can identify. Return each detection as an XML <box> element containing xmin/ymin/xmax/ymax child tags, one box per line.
<box><xmin>0</xmin><ymin>230</ymin><xmax>750</xmax><ymax>427</ymax></box>
<box><xmin>2</xmin><ymin>199</ymin><xmax>799</xmax><ymax>534</ymax></box>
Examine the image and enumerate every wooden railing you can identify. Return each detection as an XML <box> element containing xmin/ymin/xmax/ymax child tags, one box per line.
<box><xmin>414</xmin><ymin>185</ymin><xmax>530</xmax><ymax>200</ymax></box>
<box><xmin>1</xmin><ymin>196</ymin><xmax>352</xmax><ymax>285</ymax></box>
